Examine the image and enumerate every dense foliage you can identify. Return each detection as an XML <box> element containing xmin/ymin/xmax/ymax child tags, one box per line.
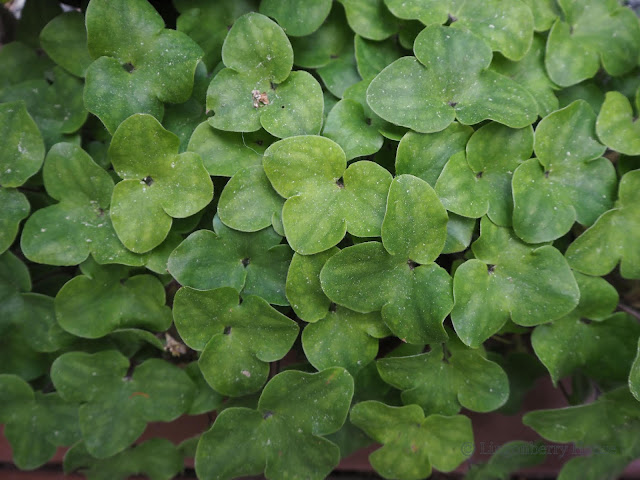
<box><xmin>1</xmin><ymin>0</ymin><xmax>640</xmax><ymax>479</ymax></box>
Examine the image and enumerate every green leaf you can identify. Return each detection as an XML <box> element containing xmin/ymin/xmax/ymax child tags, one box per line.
<box><xmin>15</xmin><ymin>0</ymin><xmax>62</xmax><ymax>49</ymax></box>
<box><xmin>0</xmin><ymin>42</ymin><xmax>52</xmax><ymax>90</ymax></box>
<box><xmin>168</xmin><ymin>216</ymin><xmax>292</xmax><ymax>305</ymax></box>
<box><xmin>51</xmin><ymin>350</ymin><xmax>195</xmax><ymax>458</ymax></box>
<box><xmin>302</xmin><ymin>306</ymin><xmax>390</xmax><ymax>375</ymax></box>
<box><xmin>565</xmin><ymin>169</ymin><xmax>640</xmax><ymax>279</ymax></box>
<box><xmin>367</xmin><ymin>26</ymin><xmax>537</xmax><ymax>133</ymax></box>
<box><xmin>0</xmin><ymin>188</ymin><xmax>30</xmax><ymax>254</ymax></box>
<box><xmin>436</xmin><ymin>122</ymin><xmax>532</xmax><ymax>225</ymax></box>
<box><xmin>55</xmin><ymin>261</ymin><xmax>172</xmax><ymax>339</ymax></box>
<box><xmin>196</xmin><ymin>368</ymin><xmax>354</xmax><ymax>480</ymax></box>
<box><xmin>545</xmin><ymin>0</ymin><xmax>640</xmax><ymax>87</ymax></box>
<box><xmin>512</xmin><ymin>101</ymin><xmax>615</xmax><ymax>243</ymax></box>
<box><xmin>175</xmin><ymin>0</ymin><xmax>258</xmax><ymax>70</ymax></box>
<box><xmin>173</xmin><ymin>287</ymin><xmax>298</xmax><ymax>396</ymax></box>
<box><xmin>263</xmin><ymin>136</ymin><xmax>392</xmax><ymax>254</ymax></box>
<box><xmin>317</xmin><ymin>39</ymin><xmax>361</xmax><ymax>98</ymax></box>
<box><xmin>491</xmin><ymin>34</ymin><xmax>559</xmax><ymax>118</ymax></box>
<box><xmin>523</xmin><ymin>387</ymin><xmax>640</xmax><ymax>479</ymax></box>
<box><xmin>0</xmin><ymin>374</ymin><xmax>80</xmax><ymax>470</ymax></box>
<box><xmin>40</xmin><ymin>11</ymin><xmax>92</xmax><ymax>77</ymax></box>
<box><xmin>451</xmin><ymin>217</ymin><xmax>579</xmax><ymax>347</ymax></box>
<box><xmin>320</xmin><ymin>242</ymin><xmax>452</xmax><ymax>345</ymax></box>
<box><xmin>442</xmin><ymin>214</ymin><xmax>476</xmax><ymax>254</ymax></box>
<box><xmin>16</xmin><ymin>293</ymin><xmax>73</xmax><ymax>353</ymax></box>
<box><xmin>465</xmin><ymin>440</ymin><xmax>547</xmax><ymax>480</ymax></box>
<box><xmin>596</xmin><ymin>89</ymin><xmax>640</xmax><ymax>155</ymax></box>
<box><xmin>63</xmin><ymin>438</ymin><xmax>183</xmax><ymax>480</ymax></box>
<box><xmin>108</xmin><ymin>114</ymin><xmax>213</xmax><ymax>253</ymax></box>
<box><xmin>355</xmin><ymin>35</ymin><xmax>405</xmax><ymax>79</ymax></box>
<box><xmin>21</xmin><ymin>143</ymin><xmax>145</xmax><ymax>266</ymax></box>
<box><xmin>521</xmin><ymin>0</ymin><xmax>560</xmax><ymax>31</ymax></box>
<box><xmin>0</xmin><ymin>328</ymin><xmax>51</xmax><ymax>380</ymax></box>
<box><xmin>350</xmin><ymin>401</ymin><xmax>472</xmax><ymax>480</ymax></box>
<box><xmin>185</xmin><ymin>362</ymin><xmax>224</xmax><ymax>415</ymax></box>
<box><xmin>377</xmin><ymin>334</ymin><xmax>509</xmax><ymax>415</ymax></box>
<box><xmin>84</xmin><ymin>0</ymin><xmax>203</xmax><ymax>133</ymax></box>
<box><xmin>339</xmin><ymin>0</ymin><xmax>399</xmax><ymax>41</ymax></box>
<box><xmin>260</xmin><ymin>0</ymin><xmax>332</xmax><ymax>36</ymax></box>
<box><xmin>0</xmin><ymin>101</ymin><xmax>45</xmax><ymax>187</ymax></box>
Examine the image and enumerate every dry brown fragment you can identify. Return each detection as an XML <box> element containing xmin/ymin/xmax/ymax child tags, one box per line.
<box><xmin>251</xmin><ymin>89</ymin><xmax>269</xmax><ymax>108</ymax></box>
<box><xmin>164</xmin><ymin>332</ymin><xmax>188</xmax><ymax>357</ymax></box>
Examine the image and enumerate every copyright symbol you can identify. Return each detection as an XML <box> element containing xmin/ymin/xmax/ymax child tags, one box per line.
<box><xmin>461</xmin><ymin>442</ymin><xmax>475</xmax><ymax>457</ymax></box>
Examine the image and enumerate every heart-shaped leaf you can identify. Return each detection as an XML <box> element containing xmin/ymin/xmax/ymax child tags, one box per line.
<box><xmin>40</xmin><ymin>11</ymin><xmax>92</xmax><ymax>77</ymax></box>
<box><xmin>435</xmin><ymin>122</ymin><xmax>533</xmax><ymax>226</ymax></box>
<box><xmin>51</xmin><ymin>349</ymin><xmax>195</xmax><ymax>458</ymax></box>
<box><xmin>263</xmin><ymin>136</ymin><xmax>392</xmax><ymax>254</ymax></box>
<box><xmin>377</xmin><ymin>334</ymin><xmax>509</xmax><ymax>415</ymax></box>
<box><xmin>21</xmin><ymin>143</ymin><xmax>145</xmax><ymax>266</ymax></box>
<box><xmin>0</xmin><ymin>374</ymin><xmax>81</xmax><ymax>470</ymax></box>
<box><xmin>108</xmin><ymin>114</ymin><xmax>213</xmax><ymax>253</ymax></box>
<box><xmin>0</xmin><ymin>187</ymin><xmax>30</xmax><ymax>254</ymax></box>
<box><xmin>367</xmin><ymin>25</ymin><xmax>537</xmax><ymax>133</ymax></box>
<box><xmin>175</xmin><ymin>0</ymin><xmax>257</xmax><ymax>70</ymax></box>
<box><xmin>172</xmin><ymin>286</ymin><xmax>298</xmax><ymax>396</ymax></box>
<box><xmin>195</xmin><ymin>368</ymin><xmax>354</xmax><ymax>480</ymax></box>
<box><xmin>168</xmin><ymin>216</ymin><xmax>292</xmax><ymax>305</ymax></box>
<box><xmin>207</xmin><ymin>12</ymin><xmax>324</xmax><ymax>138</ymax></box>
<box><xmin>84</xmin><ymin>0</ymin><xmax>203</xmax><ymax>133</ymax></box>
<box><xmin>596</xmin><ymin>88</ymin><xmax>640</xmax><ymax>156</ymax></box>
<box><xmin>320</xmin><ymin>175</ymin><xmax>451</xmax><ymax>344</ymax></box>
<box><xmin>63</xmin><ymin>438</ymin><xmax>183</xmax><ymax>480</ymax></box>
<box><xmin>260</xmin><ymin>0</ymin><xmax>332</xmax><ymax>36</ymax></box>
<box><xmin>512</xmin><ymin>100</ymin><xmax>616</xmax><ymax>243</ymax></box>
<box><xmin>545</xmin><ymin>0</ymin><xmax>640</xmax><ymax>87</ymax></box>
<box><xmin>451</xmin><ymin>217</ymin><xmax>579</xmax><ymax>347</ymax></box>
<box><xmin>0</xmin><ymin>101</ymin><xmax>45</xmax><ymax>188</ymax></box>
<box><xmin>350</xmin><ymin>401</ymin><xmax>472</xmax><ymax>480</ymax></box>
<box><xmin>565</xmin><ymin>169</ymin><xmax>640</xmax><ymax>279</ymax></box>
<box><xmin>55</xmin><ymin>260</ymin><xmax>172</xmax><ymax>339</ymax></box>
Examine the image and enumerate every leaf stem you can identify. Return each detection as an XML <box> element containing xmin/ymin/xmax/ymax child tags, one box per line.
<box><xmin>618</xmin><ymin>303</ymin><xmax>640</xmax><ymax>321</ymax></box>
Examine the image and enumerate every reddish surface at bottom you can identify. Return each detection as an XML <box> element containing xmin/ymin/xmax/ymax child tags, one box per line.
<box><xmin>2</xmin><ymin>376</ymin><xmax>640</xmax><ymax>478</ymax></box>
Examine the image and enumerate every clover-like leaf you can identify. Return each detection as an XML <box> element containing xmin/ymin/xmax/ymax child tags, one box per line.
<box><xmin>0</xmin><ymin>187</ymin><xmax>30</xmax><ymax>254</ymax></box>
<box><xmin>452</xmin><ymin>217</ymin><xmax>579</xmax><ymax>348</ymax></box>
<box><xmin>566</xmin><ymin>169</ymin><xmax>640</xmax><ymax>279</ymax></box>
<box><xmin>260</xmin><ymin>0</ymin><xmax>332</xmax><ymax>36</ymax></box>
<box><xmin>20</xmin><ymin>143</ymin><xmax>145</xmax><ymax>266</ymax></box>
<box><xmin>367</xmin><ymin>26</ymin><xmax>537</xmax><ymax>134</ymax></box>
<box><xmin>545</xmin><ymin>0</ymin><xmax>640</xmax><ymax>87</ymax></box>
<box><xmin>0</xmin><ymin>66</ymin><xmax>87</xmax><ymax>148</ymax></box>
<box><xmin>512</xmin><ymin>101</ymin><xmax>616</xmax><ymax>243</ymax></box>
<box><xmin>523</xmin><ymin>387</ymin><xmax>640</xmax><ymax>480</ymax></box>
<box><xmin>396</xmin><ymin>122</ymin><xmax>473</xmax><ymax>186</ymax></box>
<box><xmin>491</xmin><ymin>34</ymin><xmax>559</xmax><ymax>117</ymax></box>
<box><xmin>51</xmin><ymin>350</ymin><xmax>195</xmax><ymax>458</ymax></box>
<box><xmin>55</xmin><ymin>260</ymin><xmax>172</xmax><ymax>339</ymax></box>
<box><xmin>168</xmin><ymin>216</ymin><xmax>292</xmax><ymax>305</ymax></box>
<box><xmin>435</xmin><ymin>122</ymin><xmax>533</xmax><ymax>226</ymax></box>
<box><xmin>321</xmin><ymin>175</ymin><xmax>452</xmax><ymax>344</ymax></box>
<box><xmin>350</xmin><ymin>401</ymin><xmax>471</xmax><ymax>480</ymax></box>
<box><xmin>0</xmin><ymin>101</ymin><xmax>45</xmax><ymax>188</ymax></box>
<box><xmin>383</xmin><ymin>0</ymin><xmax>534</xmax><ymax>61</ymax></box>
<box><xmin>64</xmin><ymin>438</ymin><xmax>183</xmax><ymax>480</ymax></box>
<box><xmin>175</xmin><ymin>0</ymin><xmax>257</xmax><ymax>70</ymax></box>
<box><xmin>263</xmin><ymin>136</ymin><xmax>392</xmax><ymax>254</ymax></box>
<box><xmin>339</xmin><ymin>0</ymin><xmax>400</xmax><ymax>41</ymax></box>
<box><xmin>173</xmin><ymin>287</ymin><xmax>298</xmax><ymax>396</ymax></box>
<box><xmin>207</xmin><ymin>12</ymin><xmax>324</xmax><ymax>138</ymax></box>
<box><xmin>465</xmin><ymin>440</ymin><xmax>547</xmax><ymax>480</ymax></box>
<box><xmin>108</xmin><ymin>114</ymin><xmax>213</xmax><ymax>253</ymax></box>
<box><xmin>84</xmin><ymin>0</ymin><xmax>203</xmax><ymax>133</ymax></box>
<box><xmin>0</xmin><ymin>374</ymin><xmax>80</xmax><ymax>470</ymax></box>
<box><xmin>596</xmin><ymin>88</ymin><xmax>640</xmax><ymax>156</ymax></box>
<box><xmin>377</xmin><ymin>334</ymin><xmax>509</xmax><ymax>415</ymax></box>
<box><xmin>40</xmin><ymin>11</ymin><xmax>92</xmax><ymax>77</ymax></box>
<box><xmin>196</xmin><ymin>368</ymin><xmax>354</xmax><ymax>480</ymax></box>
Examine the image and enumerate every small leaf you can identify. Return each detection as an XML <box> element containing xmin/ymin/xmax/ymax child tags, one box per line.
<box><xmin>40</xmin><ymin>11</ymin><xmax>92</xmax><ymax>77</ymax></box>
<box><xmin>260</xmin><ymin>0</ymin><xmax>332</xmax><ymax>36</ymax></box>
<box><xmin>350</xmin><ymin>401</ymin><xmax>472</xmax><ymax>480</ymax></box>
<box><xmin>354</xmin><ymin>35</ymin><xmax>405</xmax><ymax>79</ymax></box>
<box><xmin>173</xmin><ymin>286</ymin><xmax>298</xmax><ymax>396</ymax></box>
<box><xmin>521</xmin><ymin>0</ymin><xmax>559</xmax><ymax>32</ymax></box>
<box><xmin>168</xmin><ymin>216</ymin><xmax>292</xmax><ymax>305</ymax></box>
<box><xmin>565</xmin><ymin>169</ymin><xmax>640</xmax><ymax>279</ymax></box>
<box><xmin>596</xmin><ymin>89</ymin><xmax>640</xmax><ymax>156</ymax></box>
<box><xmin>185</xmin><ymin>362</ymin><xmax>224</xmax><ymax>415</ymax></box>
<box><xmin>196</xmin><ymin>368</ymin><xmax>354</xmax><ymax>480</ymax></box>
<box><xmin>338</xmin><ymin>0</ymin><xmax>399</xmax><ymax>41</ymax></box>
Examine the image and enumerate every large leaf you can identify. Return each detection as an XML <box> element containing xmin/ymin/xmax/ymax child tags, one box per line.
<box><xmin>172</xmin><ymin>287</ymin><xmax>298</xmax><ymax>396</ymax></box>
